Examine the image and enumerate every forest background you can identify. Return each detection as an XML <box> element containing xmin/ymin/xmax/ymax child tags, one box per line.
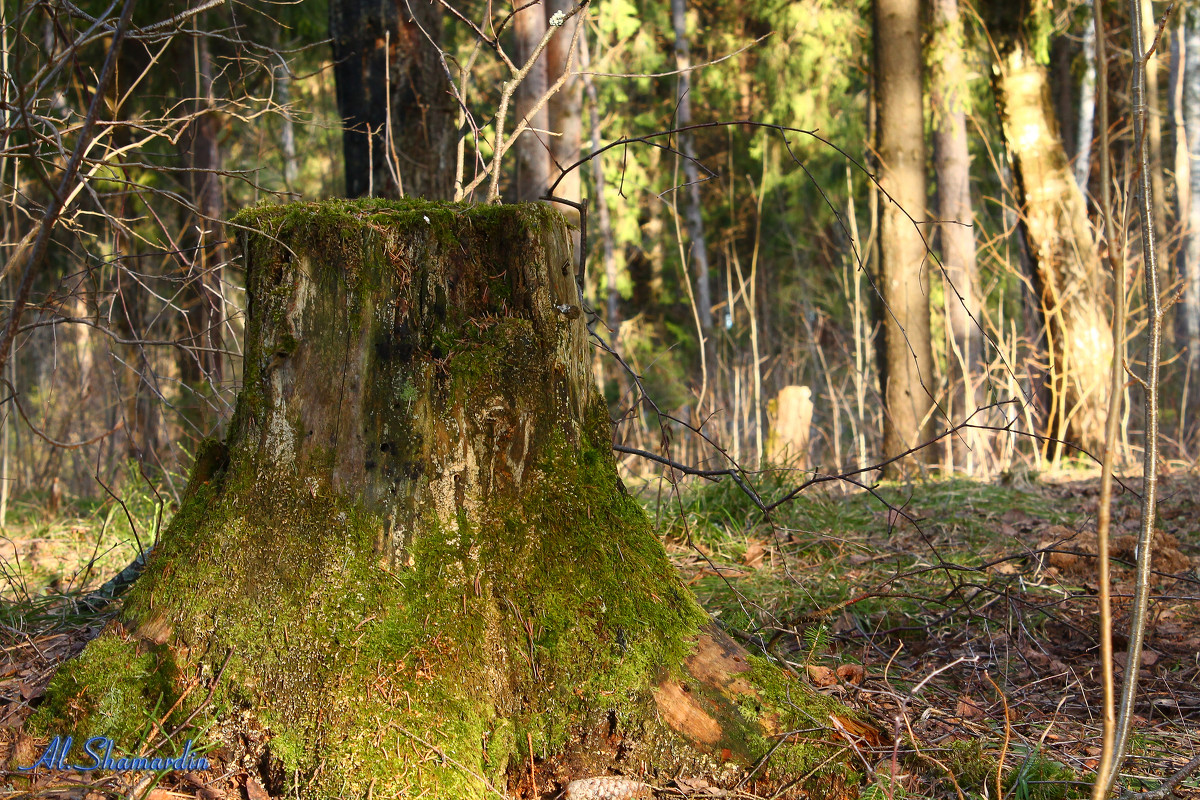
<box><xmin>7</xmin><ymin>0</ymin><xmax>1200</xmax><ymax>501</ymax></box>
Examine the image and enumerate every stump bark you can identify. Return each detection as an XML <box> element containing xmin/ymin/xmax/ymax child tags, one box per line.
<box><xmin>33</xmin><ymin>201</ymin><xmax>852</xmax><ymax>799</ymax></box>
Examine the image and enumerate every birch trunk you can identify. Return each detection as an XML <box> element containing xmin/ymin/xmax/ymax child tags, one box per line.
<box><xmin>1171</xmin><ymin>17</ymin><xmax>1188</xmax><ymax>227</ymax></box>
<box><xmin>1142</xmin><ymin>0</ymin><xmax>1170</xmax><ymax>285</ymax></box>
<box><xmin>580</xmin><ymin>34</ymin><xmax>621</xmax><ymax>331</ymax></box>
<box><xmin>1180</xmin><ymin>9</ymin><xmax>1200</xmax><ymax>367</ymax></box>
<box><xmin>670</xmin><ymin>0</ymin><xmax>713</xmax><ymax>335</ymax></box>
<box><xmin>275</xmin><ymin>58</ymin><xmax>298</xmax><ymax>188</ymax></box>
<box><xmin>1076</xmin><ymin>0</ymin><xmax>1097</xmax><ymax>193</ymax></box>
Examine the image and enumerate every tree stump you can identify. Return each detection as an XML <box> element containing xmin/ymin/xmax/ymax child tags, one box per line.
<box><xmin>31</xmin><ymin>201</ymin><xmax>852</xmax><ymax>799</ymax></box>
<box><xmin>767</xmin><ymin>386</ymin><xmax>814</xmax><ymax>468</ymax></box>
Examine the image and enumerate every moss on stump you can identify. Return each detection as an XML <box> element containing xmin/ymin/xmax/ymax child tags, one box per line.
<box><xmin>30</xmin><ymin>200</ymin><xmax>855</xmax><ymax>799</ymax></box>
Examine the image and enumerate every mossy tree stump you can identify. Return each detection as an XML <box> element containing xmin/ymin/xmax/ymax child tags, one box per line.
<box><xmin>34</xmin><ymin>200</ymin><xmax>852</xmax><ymax>799</ymax></box>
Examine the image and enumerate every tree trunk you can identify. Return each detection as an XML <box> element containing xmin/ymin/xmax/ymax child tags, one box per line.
<box><xmin>273</xmin><ymin>29</ymin><xmax>299</xmax><ymax>190</ymax></box>
<box><xmin>329</xmin><ymin>0</ymin><xmax>455</xmax><ymax>199</ymax></box>
<box><xmin>1075</xmin><ymin>0</ymin><xmax>1097</xmax><ymax>193</ymax></box>
<box><xmin>994</xmin><ymin>41</ymin><xmax>1112</xmax><ymax>455</ymax></box>
<box><xmin>35</xmin><ymin>201</ymin><xmax>851</xmax><ymax>799</ymax></box>
<box><xmin>1171</xmin><ymin>15</ymin><xmax>1188</xmax><ymax>244</ymax></box>
<box><xmin>546</xmin><ymin>0</ymin><xmax>581</xmax><ymax>216</ymax></box>
<box><xmin>1142</xmin><ymin>0</ymin><xmax>1170</xmax><ymax>290</ymax></box>
<box><xmin>177</xmin><ymin>31</ymin><xmax>225</xmax><ymax>420</ymax></box>
<box><xmin>874</xmin><ymin>0</ymin><xmax>934</xmax><ymax>473</ymax></box>
<box><xmin>512</xmin><ymin>0</ymin><xmax>552</xmax><ymax>202</ymax></box>
<box><xmin>580</xmin><ymin>34</ymin><xmax>620</xmax><ymax>331</ymax></box>
<box><xmin>1181</xmin><ymin>8</ymin><xmax>1200</xmax><ymax>368</ymax></box>
<box><xmin>930</xmin><ymin>0</ymin><xmax>982</xmax><ymax>473</ymax></box>
<box><xmin>670</xmin><ymin>0</ymin><xmax>714</xmax><ymax>338</ymax></box>
<box><xmin>1171</xmin><ymin>12</ymin><xmax>1188</xmax><ymax>349</ymax></box>
<box><xmin>1051</xmin><ymin>37</ymin><xmax>1076</xmax><ymax>161</ymax></box>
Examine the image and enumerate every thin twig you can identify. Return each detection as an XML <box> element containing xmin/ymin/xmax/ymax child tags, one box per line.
<box><xmin>1092</xmin><ymin>0</ymin><xmax>1124</xmax><ymax>795</ymax></box>
<box><xmin>1102</xmin><ymin>1</ymin><xmax>1173</xmax><ymax>793</ymax></box>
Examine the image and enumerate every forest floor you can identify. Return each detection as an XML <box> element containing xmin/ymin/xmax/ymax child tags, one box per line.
<box><xmin>647</xmin><ymin>466</ymin><xmax>1200</xmax><ymax>800</ymax></box>
<box><xmin>0</xmin><ymin>468</ymin><xmax>1196</xmax><ymax>799</ymax></box>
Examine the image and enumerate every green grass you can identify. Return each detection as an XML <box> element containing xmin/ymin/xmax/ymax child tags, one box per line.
<box><xmin>647</xmin><ymin>471</ymin><xmax>1086</xmax><ymax>633</ymax></box>
<box><xmin>0</xmin><ymin>476</ymin><xmax>166</xmax><ymax>612</ymax></box>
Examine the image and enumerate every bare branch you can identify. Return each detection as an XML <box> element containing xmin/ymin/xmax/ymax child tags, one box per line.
<box><xmin>0</xmin><ymin>0</ymin><xmax>139</xmax><ymax>380</ymax></box>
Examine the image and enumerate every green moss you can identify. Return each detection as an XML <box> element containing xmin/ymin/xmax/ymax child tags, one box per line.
<box><xmin>484</xmin><ymin>718</ymin><xmax>515</xmax><ymax>781</ymax></box>
<box><xmin>29</xmin><ymin>633</ymin><xmax>179</xmax><ymax>746</ymax></box>
<box><xmin>943</xmin><ymin>738</ymin><xmax>996</xmax><ymax>792</ymax></box>
<box><xmin>231</xmin><ymin>198</ymin><xmax>563</xmax><ymax>302</ymax></box>
<box><xmin>734</xmin><ymin>656</ymin><xmax>856</xmax><ymax>783</ymax></box>
<box><xmin>183</xmin><ymin>439</ymin><xmax>229</xmax><ymax>501</ymax></box>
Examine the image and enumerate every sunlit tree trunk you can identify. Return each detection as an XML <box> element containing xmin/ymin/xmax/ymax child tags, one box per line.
<box><xmin>578</xmin><ymin>33</ymin><xmax>627</xmax><ymax>402</ymax></box>
<box><xmin>671</xmin><ymin>0</ymin><xmax>714</xmax><ymax>337</ymax></box>
<box><xmin>1180</xmin><ymin>8</ymin><xmax>1200</xmax><ymax>368</ymax></box>
<box><xmin>1171</xmin><ymin>13</ymin><xmax>1187</xmax><ymax>350</ymax></box>
<box><xmin>875</xmin><ymin>0</ymin><xmax>934</xmax><ymax>473</ymax></box>
<box><xmin>579</xmin><ymin>34</ymin><xmax>621</xmax><ymax>332</ymax></box>
<box><xmin>994</xmin><ymin>40</ymin><xmax>1112</xmax><ymax>455</ymax></box>
<box><xmin>546</xmin><ymin>0</ymin><xmax>581</xmax><ymax>217</ymax></box>
<box><xmin>329</xmin><ymin>0</ymin><xmax>455</xmax><ymax>199</ymax></box>
<box><xmin>272</xmin><ymin>29</ymin><xmax>298</xmax><ymax>190</ymax></box>
<box><xmin>512</xmin><ymin>0</ymin><xmax>552</xmax><ymax>201</ymax></box>
<box><xmin>930</xmin><ymin>0</ymin><xmax>982</xmax><ymax>472</ymax></box>
<box><xmin>1076</xmin><ymin>0</ymin><xmax>1097</xmax><ymax>193</ymax></box>
<box><xmin>1142</xmin><ymin>0</ymin><xmax>1170</xmax><ymax>290</ymax></box>
<box><xmin>1171</xmin><ymin>15</ymin><xmax>1188</xmax><ymax>232</ymax></box>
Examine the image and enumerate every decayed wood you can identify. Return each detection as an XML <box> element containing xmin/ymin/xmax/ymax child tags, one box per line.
<box><xmin>767</xmin><ymin>386</ymin><xmax>813</xmax><ymax>468</ymax></box>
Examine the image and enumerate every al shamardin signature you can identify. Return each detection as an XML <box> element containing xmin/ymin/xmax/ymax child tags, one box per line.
<box><xmin>17</xmin><ymin>736</ymin><xmax>210</xmax><ymax>773</ymax></box>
